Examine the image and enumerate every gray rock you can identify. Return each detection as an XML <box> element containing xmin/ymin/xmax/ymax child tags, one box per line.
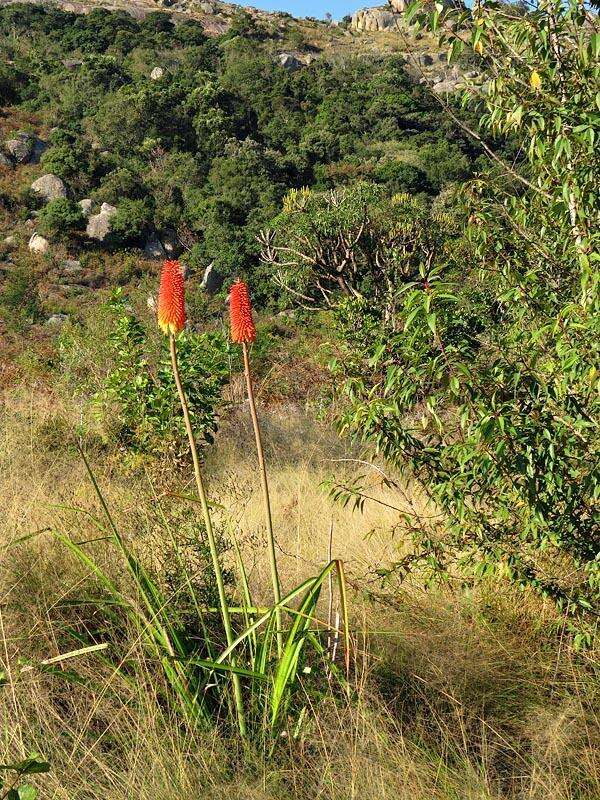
<box><xmin>3</xmin><ymin>235</ymin><xmax>16</xmax><ymax>247</ymax></box>
<box><xmin>86</xmin><ymin>204</ymin><xmax>117</xmax><ymax>241</ymax></box>
<box><xmin>143</xmin><ymin>235</ymin><xmax>166</xmax><ymax>259</ymax></box>
<box><xmin>417</xmin><ymin>53</ymin><xmax>434</xmax><ymax>66</ymax></box>
<box><xmin>150</xmin><ymin>66</ymin><xmax>164</xmax><ymax>80</ymax></box>
<box><xmin>162</xmin><ymin>229</ymin><xmax>180</xmax><ymax>257</ymax></box>
<box><xmin>200</xmin><ymin>262</ymin><xmax>223</xmax><ymax>294</ymax></box>
<box><xmin>45</xmin><ymin>313</ymin><xmax>68</xmax><ymax>326</ymax></box>
<box><xmin>62</xmin><ymin>58</ymin><xmax>83</xmax><ymax>70</ymax></box>
<box><xmin>278</xmin><ymin>52</ymin><xmax>302</xmax><ymax>70</ymax></box>
<box><xmin>78</xmin><ymin>198</ymin><xmax>93</xmax><ymax>217</ymax></box>
<box><xmin>28</xmin><ymin>233</ymin><xmax>50</xmax><ymax>253</ymax></box>
<box><xmin>31</xmin><ymin>174</ymin><xmax>67</xmax><ymax>202</ymax></box>
<box><xmin>432</xmin><ymin>78</ymin><xmax>460</xmax><ymax>94</ymax></box>
<box><xmin>5</xmin><ymin>132</ymin><xmax>33</xmax><ymax>164</ymax></box>
<box><xmin>199</xmin><ymin>1</ymin><xmax>214</xmax><ymax>10</ymax></box>
<box><xmin>388</xmin><ymin>0</ymin><xmax>407</xmax><ymax>10</ymax></box>
<box><xmin>62</xmin><ymin>259</ymin><xmax>82</xmax><ymax>273</ymax></box>
<box><xmin>351</xmin><ymin>8</ymin><xmax>401</xmax><ymax>31</ymax></box>
<box><xmin>0</xmin><ymin>152</ymin><xmax>13</xmax><ymax>168</ymax></box>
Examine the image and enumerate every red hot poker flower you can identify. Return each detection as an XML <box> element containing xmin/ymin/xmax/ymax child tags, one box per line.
<box><xmin>157</xmin><ymin>259</ymin><xmax>186</xmax><ymax>335</ymax></box>
<box><xmin>230</xmin><ymin>280</ymin><xmax>256</xmax><ymax>344</ymax></box>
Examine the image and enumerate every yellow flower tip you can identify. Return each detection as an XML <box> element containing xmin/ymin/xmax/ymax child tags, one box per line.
<box><xmin>158</xmin><ymin>318</ymin><xmax>183</xmax><ymax>336</ymax></box>
<box><xmin>474</xmin><ymin>39</ymin><xmax>484</xmax><ymax>55</ymax></box>
<box><xmin>157</xmin><ymin>259</ymin><xmax>186</xmax><ymax>336</ymax></box>
<box><xmin>530</xmin><ymin>70</ymin><xmax>542</xmax><ymax>91</ymax></box>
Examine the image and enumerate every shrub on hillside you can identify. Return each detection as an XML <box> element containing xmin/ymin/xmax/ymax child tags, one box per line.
<box><xmin>92</xmin><ymin>290</ymin><xmax>229</xmax><ymax>457</ymax></box>
<box><xmin>36</xmin><ymin>198</ymin><xmax>85</xmax><ymax>240</ymax></box>
<box><xmin>109</xmin><ymin>198</ymin><xmax>153</xmax><ymax>245</ymax></box>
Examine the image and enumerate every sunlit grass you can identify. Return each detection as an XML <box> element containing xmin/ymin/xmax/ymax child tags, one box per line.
<box><xmin>0</xmin><ymin>385</ymin><xmax>598</xmax><ymax>799</ymax></box>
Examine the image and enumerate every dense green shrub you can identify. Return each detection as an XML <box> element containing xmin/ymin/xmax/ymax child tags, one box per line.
<box><xmin>0</xmin><ymin>62</ymin><xmax>27</xmax><ymax>104</ymax></box>
<box><xmin>109</xmin><ymin>198</ymin><xmax>153</xmax><ymax>244</ymax></box>
<box><xmin>36</xmin><ymin>198</ymin><xmax>85</xmax><ymax>240</ymax></box>
<box><xmin>373</xmin><ymin>161</ymin><xmax>431</xmax><ymax>194</ymax></box>
<box><xmin>93</xmin><ymin>290</ymin><xmax>229</xmax><ymax>457</ymax></box>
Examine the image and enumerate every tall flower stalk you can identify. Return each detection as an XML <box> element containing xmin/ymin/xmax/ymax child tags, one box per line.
<box><xmin>158</xmin><ymin>259</ymin><xmax>247</xmax><ymax>736</ymax></box>
<box><xmin>230</xmin><ymin>279</ymin><xmax>283</xmax><ymax>656</ymax></box>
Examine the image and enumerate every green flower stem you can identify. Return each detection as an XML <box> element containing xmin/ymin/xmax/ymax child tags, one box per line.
<box><xmin>242</xmin><ymin>341</ymin><xmax>283</xmax><ymax>657</ymax></box>
<box><xmin>169</xmin><ymin>333</ymin><xmax>247</xmax><ymax>737</ymax></box>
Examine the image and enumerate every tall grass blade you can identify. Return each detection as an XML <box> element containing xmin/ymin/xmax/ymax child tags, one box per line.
<box><xmin>334</xmin><ymin>559</ymin><xmax>351</xmax><ymax>678</ymax></box>
<box><xmin>270</xmin><ymin>561</ymin><xmax>336</xmax><ymax>729</ymax></box>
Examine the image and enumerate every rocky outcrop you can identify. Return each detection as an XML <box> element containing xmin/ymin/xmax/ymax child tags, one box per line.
<box><xmin>162</xmin><ymin>229</ymin><xmax>180</xmax><ymax>257</ymax></box>
<box><xmin>78</xmin><ymin>198</ymin><xmax>93</xmax><ymax>217</ymax></box>
<box><xmin>351</xmin><ymin>8</ymin><xmax>401</xmax><ymax>31</ymax></box>
<box><xmin>278</xmin><ymin>52</ymin><xmax>302</xmax><ymax>70</ymax></box>
<box><xmin>62</xmin><ymin>258</ymin><xmax>82</xmax><ymax>274</ymax></box>
<box><xmin>4</xmin><ymin>132</ymin><xmax>46</xmax><ymax>165</ymax></box>
<box><xmin>417</xmin><ymin>53</ymin><xmax>434</xmax><ymax>66</ymax></box>
<box><xmin>28</xmin><ymin>233</ymin><xmax>50</xmax><ymax>253</ymax></box>
<box><xmin>5</xmin><ymin>132</ymin><xmax>33</xmax><ymax>164</ymax></box>
<box><xmin>86</xmin><ymin>202</ymin><xmax>117</xmax><ymax>241</ymax></box>
<box><xmin>45</xmin><ymin>313</ymin><xmax>68</xmax><ymax>326</ymax></box>
<box><xmin>143</xmin><ymin>234</ymin><xmax>166</xmax><ymax>259</ymax></box>
<box><xmin>200</xmin><ymin>262</ymin><xmax>222</xmax><ymax>294</ymax></box>
<box><xmin>31</xmin><ymin>174</ymin><xmax>67</xmax><ymax>202</ymax></box>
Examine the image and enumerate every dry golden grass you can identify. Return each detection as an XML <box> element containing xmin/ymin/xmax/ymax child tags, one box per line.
<box><xmin>1</xmin><ymin>385</ymin><xmax>598</xmax><ymax>800</ymax></box>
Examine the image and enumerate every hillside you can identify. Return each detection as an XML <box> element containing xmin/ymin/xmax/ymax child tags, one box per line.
<box><xmin>0</xmin><ymin>0</ymin><xmax>483</xmax><ymax>357</ymax></box>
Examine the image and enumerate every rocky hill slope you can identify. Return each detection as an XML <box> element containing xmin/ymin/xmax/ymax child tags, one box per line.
<box><xmin>0</xmin><ymin>0</ymin><xmax>480</xmax><ymax>91</ymax></box>
<box><xmin>0</xmin><ymin>0</ymin><xmax>483</xmax><ymax>350</ymax></box>
<box><xmin>1</xmin><ymin>0</ymin><xmax>469</xmax><ymax>67</ymax></box>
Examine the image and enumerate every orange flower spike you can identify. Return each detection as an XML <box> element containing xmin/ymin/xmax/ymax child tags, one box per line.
<box><xmin>157</xmin><ymin>259</ymin><xmax>186</xmax><ymax>335</ymax></box>
<box><xmin>230</xmin><ymin>279</ymin><xmax>256</xmax><ymax>344</ymax></box>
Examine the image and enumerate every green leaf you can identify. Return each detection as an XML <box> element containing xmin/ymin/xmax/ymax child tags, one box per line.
<box><xmin>0</xmin><ymin>756</ymin><xmax>50</xmax><ymax>776</ymax></box>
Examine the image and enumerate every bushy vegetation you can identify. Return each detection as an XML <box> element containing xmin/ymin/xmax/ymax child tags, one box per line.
<box><xmin>0</xmin><ymin>3</ymin><xmax>480</xmax><ymax>286</ymax></box>
<box><xmin>264</xmin><ymin>0</ymin><xmax>600</xmax><ymax>629</ymax></box>
<box><xmin>36</xmin><ymin>197</ymin><xmax>85</xmax><ymax>240</ymax></box>
<box><xmin>90</xmin><ymin>290</ymin><xmax>229</xmax><ymax>457</ymax></box>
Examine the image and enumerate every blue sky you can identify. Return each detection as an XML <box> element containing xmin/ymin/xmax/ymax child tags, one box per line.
<box><xmin>247</xmin><ymin>0</ymin><xmax>371</xmax><ymax>20</ymax></box>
